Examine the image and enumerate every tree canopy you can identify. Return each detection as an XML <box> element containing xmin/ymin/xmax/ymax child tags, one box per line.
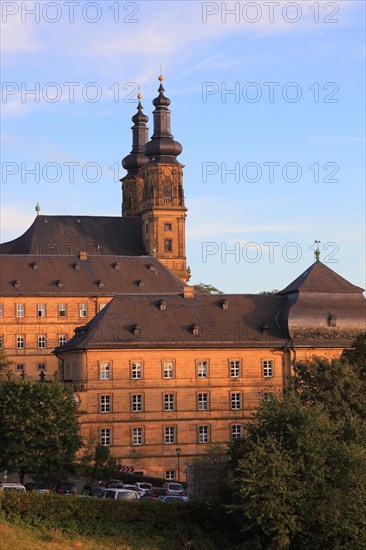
<box><xmin>193</xmin><ymin>283</ymin><xmax>223</xmax><ymax>295</ymax></box>
<box><xmin>0</xmin><ymin>381</ymin><xmax>82</xmax><ymax>483</ymax></box>
<box><xmin>228</xmin><ymin>338</ymin><xmax>366</xmax><ymax>549</ymax></box>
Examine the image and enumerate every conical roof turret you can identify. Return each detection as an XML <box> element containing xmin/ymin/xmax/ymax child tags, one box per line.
<box><xmin>122</xmin><ymin>94</ymin><xmax>149</xmax><ymax>175</ymax></box>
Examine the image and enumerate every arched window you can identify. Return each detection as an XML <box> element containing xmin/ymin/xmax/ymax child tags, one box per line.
<box><xmin>163</xmin><ymin>179</ymin><xmax>172</xmax><ymax>203</ymax></box>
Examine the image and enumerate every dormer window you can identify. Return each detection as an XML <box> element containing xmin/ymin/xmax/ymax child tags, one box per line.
<box><xmin>260</xmin><ymin>322</ymin><xmax>270</xmax><ymax>335</ymax></box>
<box><xmin>114</xmin><ymin>262</ymin><xmax>120</xmax><ymax>271</ymax></box>
<box><xmin>221</xmin><ymin>299</ymin><xmax>229</xmax><ymax>311</ymax></box>
<box><xmin>57</xmin><ymin>280</ymin><xmax>64</xmax><ymax>288</ymax></box>
<box><xmin>14</xmin><ymin>280</ymin><xmax>20</xmax><ymax>288</ymax></box>
<box><xmin>74</xmin><ymin>262</ymin><xmax>80</xmax><ymax>271</ymax></box>
<box><xmin>32</xmin><ymin>262</ymin><xmax>39</xmax><ymax>271</ymax></box>
<box><xmin>148</xmin><ymin>264</ymin><xmax>155</xmax><ymax>272</ymax></box>
<box><xmin>159</xmin><ymin>300</ymin><xmax>167</xmax><ymax>311</ymax></box>
<box><xmin>137</xmin><ymin>280</ymin><xmax>144</xmax><ymax>287</ymax></box>
<box><xmin>327</xmin><ymin>315</ymin><xmax>337</xmax><ymax>327</ymax></box>
<box><xmin>98</xmin><ymin>280</ymin><xmax>104</xmax><ymax>288</ymax></box>
<box><xmin>192</xmin><ymin>324</ymin><xmax>200</xmax><ymax>336</ymax></box>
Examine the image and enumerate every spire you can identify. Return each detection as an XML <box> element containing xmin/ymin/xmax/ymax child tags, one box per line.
<box><xmin>142</xmin><ymin>74</ymin><xmax>182</xmax><ymax>163</ymax></box>
<box><xmin>35</xmin><ymin>202</ymin><xmax>40</xmax><ymax>215</ymax></box>
<box><xmin>122</xmin><ymin>90</ymin><xmax>149</xmax><ymax>175</ymax></box>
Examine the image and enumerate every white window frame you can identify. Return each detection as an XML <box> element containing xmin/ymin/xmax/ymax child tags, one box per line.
<box><xmin>79</xmin><ymin>303</ymin><xmax>88</xmax><ymax>318</ymax></box>
<box><xmin>37</xmin><ymin>304</ymin><xmax>46</xmax><ymax>318</ymax></box>
<box><xmin>0</xmin><ymin>304</ymin><xmax>3</xmax><ymax>318</ymax></box>
<box><xmin>37</xmin><ymin>362</ymin><xmax>47</xmax><ymax>371</ymax></box>
<box><xmin>231</xmin><ymin>424</ymin><xmax>243</xmax><ymax>440</ymax></box>
<box><xmin>231</xmin><ymin>392</ymin><xmax>242</xmax><ymax>410</ymax></box>
<box><xmin>58</xmin><ymin>304</ymin><xmax>67</xmax><ymax>317</ymax></box>
<box><xmin>164</xmin><ymin>394</ymin><xmax>174</xmax><ymax>411</ymax></box>
<box><xmin>198</xmin><ymin>393</ymin><xmax>209</xmax><ymax>411</ymax></box>
<box><xmin>100</xmin><ymin>428</ymin><xmax>111</xmax><ymax>446</ymax></box>
<box><xmin>16</xmin><ymin>335</ymin><xmax>25</xmax><ymax>349</ymax></box>
<box><xmin>197</xmin><ymin>360</ymin><xmax>208</xmax><ymax>378</ymax></box>
<box><xmin>163</xmin><ymin>360</ymin><xmax>174</xmax><ymax>379</ymax></box>
<box><xmin>131</xmin><ymin>361</ymin><xmax>143</xmax><ymax>380</ymax></box>
<box><xmin>16</xmin><ymin>363</ymin><xmax>24</xmax><ymax>371</ymax></box>
<box><xmin>132</xmin><ymin>427</ymin><xmax>143</xmax><ymax>446</ymax></box>
<box><xmin>100</xmin><ymin>362</ymin><xmax>111</xmax><ymax>380</ymax></box>
<box><xmin>132</xmin><ymin>394</ymin><xmax>143</xmax><ymax>412</ymax></box>
<box><xmin>165</xmin><ymin>426</ymin><xmax>175</xmax><ymax>445</ymax></box>
<box><xmin>16</xmin><ymin>304</ymin><xmax>25</xmax><ymax>318</ymax></box>
<box><xmin>100</xmin><ymin>395</ymin><xmax>111</xmax><ymax>413</ymax></box>
<box><xmin>198</xmin><ymin>425</ymin><xmax>209</xmax><ymax>444</ymax></box>
<box><xmin>263</xmin><ymin>359</ymin><xmax>273</xmax><ymax>378</ymax></box>
<box><xmin>58</xmin><ymin>334</ymin><xmax>68</xmax><ymax>346</ymax></box>
<box><xmin>230</xmin><ymin>360</ymin><xmax>241</xmax><ymax>378</ymax></box>
<box><xmin>165</xmin><ymin>470</ymin><xmax>176</xmax><ymax>480</ymax></box>
<box><xmin>0</xmin><ymin>335</ymin><xmax>3</xmax><ymax>349</ymax></box>
<box><xmin>37</xmin><ymin>335</ymin><xmax>46</xmax><ymax>349</ymax></box>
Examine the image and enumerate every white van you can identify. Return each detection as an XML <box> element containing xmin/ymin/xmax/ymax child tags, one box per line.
<box><xmin>0</xmin><ymin>482</ymin><xmax>26</xmax><ymax>493</ymax></box>
<box><xmin>100</xmin><ymin>488</ymin><xmax>138</xmax><ymax>501</ymax></box>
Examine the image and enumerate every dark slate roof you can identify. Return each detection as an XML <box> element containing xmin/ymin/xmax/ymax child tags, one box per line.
<box><xmin>55</xmin><ymin>293</ymin><xmax>290</xmax><ymax>351</ymax></box>
<box><xmin>0</xmin><ymin>215</ymin><xmax>144</xmax><ymax>256</ymax></box>
<box><xmin>278</xmin><ymin>261</ymin><xmax>364</xmax><ymax>295</ymax></box>
<box><xmin>0</xmin><ymin>256</ymin><xmax>183</xmax><ymax>296</ymax></box>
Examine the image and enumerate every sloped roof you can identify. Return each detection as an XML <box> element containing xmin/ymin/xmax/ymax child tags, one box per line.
<box><xmin>0</xmin><ymin>255</ymin><xmax>184</xmax><ymax>296</ymax></box>
<box><xmin>0</xmin><ymin>215</ymin><xmax>144</xmax><ymax>256</ymax></box>
<box><xmin>55</xmin><ymin>293</ymin><xmax>290</xmax><ymax>351</ymax></box>
<box><xmin>277</xmin><ymin>261</ymin><xmax>364</xmax><ymax>295</ymax></box>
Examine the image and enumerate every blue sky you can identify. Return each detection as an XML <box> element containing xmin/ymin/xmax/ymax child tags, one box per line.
<box><xmin>1</xmin><ymin>0</ymin><xmax>365</xmax><ymax>293</ymax></box>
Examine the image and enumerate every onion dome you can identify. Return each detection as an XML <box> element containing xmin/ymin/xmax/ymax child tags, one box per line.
<box><xmin>142</xmin><ymin>75</ymin><xmax>183</xmax><ymax>163</ymax></box>
<box><xmin>122</xmin><ymin>95</ymin><xmax>149</xmax><ymax>175</ymax></box>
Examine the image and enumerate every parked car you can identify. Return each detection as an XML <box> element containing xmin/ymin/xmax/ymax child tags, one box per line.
<box><xmin>139</xmin><ymin>495</ymin><xmax>164</xmax><ymax>503</ymax></box>
<box><xmin>135</xmin><ymin>481</ymin><xmax>153</xmax><ymax>494</ymax></box>
<box><xmin>163</xmin><ymin>495</ymin><xmax>187</xmax><ymax>504</ymax></box>
<box><xmin>147</xmin><ymin>487</ymin><xmax>168</xmax><ymax>499</ymax></box>
<box><xmin>0</xmin><ymin>482</ymin><xmax>26</xmax><ymax>493</ymax></box>
<box><xmin>25</xmin><ymin>482</ymin><xmax>52</xmax><ymax>493</ymax></box>
<box><xmin>55</xmin><ymin>481</ymin><xmax>77</xmax><ymax>495</ymax></box>
<box><xmin>82</xmin><ymin>484</ymin><xmax>106</xmax><ymax>497</ymax></box>
<box><xmin>123</xmin><ymin>484</ymin><xmax>143</xmax><ymax>498</ymax></box>
<box><xmin>163</xmin><ymin>482</ymin><xmax>184</xmax><ymax>495</ymax></box>
<box><xmin>107</xmin><ymin>479</ymin><xmax>125</xmax><ymax>488</ymax></box>
<box><xmin>100</xmin><ymin>488</ymin><xmax>138</xmax><ymax>501</ymax></box>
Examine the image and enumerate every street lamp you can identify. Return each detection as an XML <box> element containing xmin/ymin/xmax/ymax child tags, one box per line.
<box><xmin>176</xmin><ymin>448</ymin><xmax>181</xmax><ymax>481</ymax></box>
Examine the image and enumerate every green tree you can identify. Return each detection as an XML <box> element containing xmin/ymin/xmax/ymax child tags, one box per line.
<box><xmin>0</xmin><ymin>350</ymin><xmax>13</xmax><ymax>377</ymax></box>
<box><xmin>193</xmin><ymin>283</ymin><xmax>223</xmax><ymax>295</ymax></box>
<box><xmin>0</xmin><ymin>381</ymin><xmax>82</xmax><ymax>484</ymax></box>
<box><xmin>79</xmin><ymin>430</ymin><xmax>117</xmax><ymax>484</ymax></box>
<box><xmin>228</xmin><ymin>352</ymin><xmax>366</xmax><ymax>549</ymax></box>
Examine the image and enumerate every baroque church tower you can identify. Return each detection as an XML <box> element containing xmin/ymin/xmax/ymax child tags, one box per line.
<box><xmin>121</xmin><ymin>76</ymin><xmax>190</xmax><ymax>283</ymax></box>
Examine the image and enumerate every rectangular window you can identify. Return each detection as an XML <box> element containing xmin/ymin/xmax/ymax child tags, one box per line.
<box><xmin>165</xmin><ymin>470</ymin><xmax>176</xmax><ymax>480</ymax></box>
<box><xmin>79</xmin><ymin>303</ymin><xmax>87</xmax><ymax>318</ymax></box>
<box><xmin>16</xmin><ymin>304</ymin><xmax>25</xmax><ymax>318</ymax></box>
<box><xmin>132</xmin><ymin>427</ymin><xmax>143</xmax><ymax>446</ymax></box>
<box><xmin>100</xmin><ymin>428</ymin><xmax>111</xmax><ymax>447</ymax></box>
<box><xmin>263</xmin><ymin>392</ymin><xmax>274</xmax><ymax>402</ymax></box>
<box><xmin>163</xmin><ymin>360</ymin><xmax>174</xmax><ymax>379</ymax></box>
<box><xmin>164</xmin><ymin>223</ymin><xmax>172</xmax><ymax>231</ymax></box>
<box><xmin>38</xmin><ymin>363</ymin><xmax>47</xmax><ymax>371</ymax></box>
<box><xmin>231</xmin><ymin>425</ymin><xmax>243</xmax><ymax>440</ymax></box>
<box><xmin>164</xmin><ymin>394</ymin><xmax>175</xmax><ymax>411</ymax></box>
<box><xmin>16</xmin><ymin>364</ymin><xmax>24</xmax><ymax>371</ymax></box>
<box><xmin>230</xmin><ymin>360</ymin><xmax>241</xmax><ymax>378</ymax></box>
<box><xmin>131</xmin><ymin>361</ymin><xmax>143</xmax><ymax>380</ymax></box>
<box><xmin>231</xmin><ymin>392</ymin><xmax>242</xmax><ymax>410</ymax></box>
<box><xmin>197</xmin><ymin>360</ymin><xmax>208</xmax><ymax>378</ymax></box>
<box><xmin>164</xmin><ymin>239</ymin><xmax>173</xmax><ymax>253</ymax></box>
<box><xmin>132</xmin><ymin>394</ymin><xmax>143</xmax><ymax>412</ymax></box>
<box><xmin>198</xmin><ymin>425</ymin><xmax>209</xmax><ymax>444</ymax></box>
<box><xmin>58</xmin><ymin>334</ymin><xmax>68</xmax><ymax>346</ymax></box>
<box><xmin>100</xmin><ymin>395</ymin><xmax>111</xmax><ymax>413</ymax></box>
<box><xmin>0</xmin><ymin>304</ymin><xmax>3</xmax><ymax>318</ymax></box>
<box><xmin>100</xmin><ymin>362</ymin><xmax>111</xmax><ymax>380</ymax></box>
<box><xmin>37</xmin><ymin>304</ymin><xmax>46</xmax><ymax>318</ymax></box>
<box><xmin>58</xmin><ymin>304</ymin><xmax>67</xmax><ymax>317</ymax></box>
<box><xmin>198</xmin><ymin>393</ymin><xmax>209</xmax><ymax>411</ymax></box>
<box><xmin>16</xmin><ymin>335</ymin><xmax>25</xmax><ymax>349</ymax></box>
<box><xmin>165</xmin><ymin>426</ymin><xmax>175</xmax><ymax>444</ymax></box>
<box><xmin>263</xmin><ymin>360</ymin><xmax>273</xmax><ymax>378</ymax></box>
<box><xmin>37</xmin><ymin>335</ymin><xmax>46</xmax><ymax>349</ymax></box>
<box><xmin>0</xmin><ymin>335</ymin><xmax>3</xmax><ymax>350</ymax></box>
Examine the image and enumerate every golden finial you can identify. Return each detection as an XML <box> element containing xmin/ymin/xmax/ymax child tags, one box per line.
<box><xmin>158</xmin><ymin>65</ymin><xmax>164</xmax><ymax>81</ymax></box>
<box><xmin>137</xmin><ymin>84</ymin><xmax>142</xmax><ymax>100</ymax></box>
<box><xmin>314</xmin><ymin>240</ymin><xmax>321</xmax><ymax>262</ymax></box>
